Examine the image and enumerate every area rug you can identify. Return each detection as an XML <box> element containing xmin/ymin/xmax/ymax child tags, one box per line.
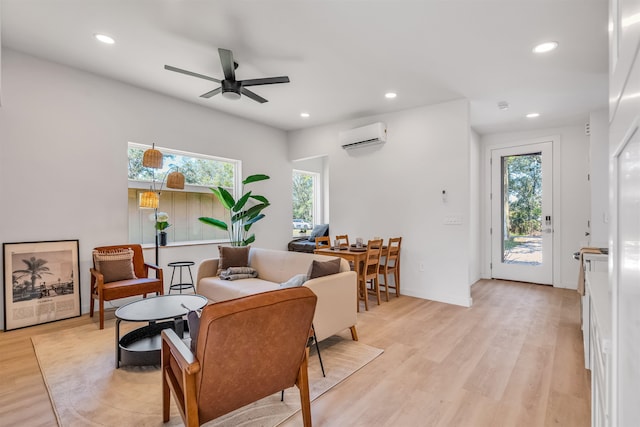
<box><xmin>32</xmin><ymin>321</ymin><xmax>382</xmax><ymax>426</ymax></box>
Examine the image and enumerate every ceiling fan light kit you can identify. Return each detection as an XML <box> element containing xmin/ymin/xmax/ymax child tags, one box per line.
<box><xmin>165</xmin><ymin>48</ymin><xmax>290</xmax><ymax>104</ymax></box>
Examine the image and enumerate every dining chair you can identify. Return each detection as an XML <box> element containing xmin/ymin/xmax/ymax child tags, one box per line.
<box><xmin>378</xmin><ymin>237</ymin><xmax>402</xmax><ymax>301</ymax></box>
<box><xmin>315</xmin><ymin>236</ymin><xmax>330</xmax><ymax>249</ymax></box>
<box><xmin>359</xmin><ymin>239</ymin><xmax>384</xmax><ymax>310</ymax></box>
<box><xmin>335</xmin><ymin>234</ymin><xmax>350</xmax><ymax>248</ymax></box>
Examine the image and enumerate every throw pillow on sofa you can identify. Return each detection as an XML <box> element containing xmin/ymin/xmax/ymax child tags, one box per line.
<box><xmin>92</xmin><ymin>248</ymin><xmax>137</xmax><ymax>283</ymax></box>
<box><xmin>217</xmin><ymin>245</ymin><xmax>251</xmax><ymax>276</ymax></box>
<box><xmin>220</xmin><ymin>267</ymin><xmax>258</xmax><ymax>281</ymax></box>
<box><xmin>280</xmin><ymin>273</ymin><xmax>308</xmax><ymax>288</ymax></box>
<box><xmin>308</xmin><ymin>258</ymin><xmax>341</xmax><ymax>279</ymax></box>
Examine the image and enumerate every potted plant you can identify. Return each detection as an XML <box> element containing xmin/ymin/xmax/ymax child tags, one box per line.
<box><xmin>199</xmin><ymin>174</ymin><xmax>270</xmax><ymax>246</ymax></box>
<box><xmin>155</xmin><ymin>212</ymin><xmax>171</xmax><ymax>246</ymax></box>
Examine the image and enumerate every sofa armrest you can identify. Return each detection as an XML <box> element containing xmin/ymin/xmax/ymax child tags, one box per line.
<box><xmin>196</xmin><ymin>258</ymin><xmax>220</xmax><ymax>288</ymax></box>
<box><xmin>304</xmin><ymin>270</ymin><xmax>357</xmax><ymax>342</ymax></box>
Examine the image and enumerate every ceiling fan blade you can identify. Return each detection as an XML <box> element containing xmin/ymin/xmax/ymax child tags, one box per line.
<box><xmin>218</xmin><ymin>48</ymin><xmax>236</xmax><ymax>81</ymax></box>
<box><xmin>164</xmin><ymin>65</ymin><xmax>220</xmax><ymax>83</ymax></box>
<box><xmin>200</xmin><ymin>87</ymin><xmax>222</xmax><ymax>98</ymax></box>
<box><xmin>240</xmin><ymin>76</ymin><xmax>290</xmax><ymax>87</ymax></box>
<box><xmin>241</xmin><ymin>88</ymin><xmax>268</xmax><ymax>103</ymax></box>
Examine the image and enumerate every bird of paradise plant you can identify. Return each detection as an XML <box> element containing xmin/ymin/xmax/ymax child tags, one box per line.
<box><xmin>198</xmin><ymin>174</ymin><xmax>270</xmax><ymax>246</ymax></box>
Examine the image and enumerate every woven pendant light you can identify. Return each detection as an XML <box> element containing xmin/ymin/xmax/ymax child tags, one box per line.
<box><xmin>142</xmin><ymin>144</ymin><xmax>163</xmax><ymax>169</ymax></box>
<box><xmin>166</xmin><ymin>171</ymin><xmax>185</xmax><ymax>189</ymax></box>
<box><xmin>139</xmin><ymin>191</ymin><xmax>159</xmax><ymax>208</ymax></box>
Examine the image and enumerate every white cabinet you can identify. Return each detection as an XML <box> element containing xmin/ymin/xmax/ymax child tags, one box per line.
<box><xmin>581</xmin><ymin>253</ymin><xmax>608</xmax><ymax>370</ymax></box>
<box><xmin>585</xmin><ymin>270</ymin><xmax>611</xmax><ymax>427</ymax></box>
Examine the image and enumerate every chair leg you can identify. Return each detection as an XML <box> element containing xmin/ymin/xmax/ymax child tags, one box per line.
<box><xmin>360</xmin><ymin>279</ymin><xmax>369</xmax><ymax>311</ymax></box>
<box><xmin>394</xmin><ymin>268</ymin><xmax>400</xmax><ymax>297</ymax></box>
<box><xmin>350</xmin><ymin>325</ymin><xmax>359</xmax><ymax>341</ymax></box>
<box><xmin>297</xmin><ymin>350</ymin><xmax>312</xmax><ymax>427</ymax></box>
<box><xmin>313</xmin><ymin>327</ymin><xmax>325</xmax><ymax>377</ymax></box>
<box><xmin>99</xmin><ymin>298</ymin><xmax>105</xmax><ymax>330</ymax></box>
<box><xmin>381</xmin><ymin>270</ymin><xmax>390</xmax><ymax>302</ymax></box>
<box><xmin>374</xmin><ymin>277</ymin><xmax>381</xmax><ymax>305</ymax></box>
<box><xmin>161</xmin><ymin>350</ymin><xmax>171</xmax><ymax>422</ymax></box>
<box><xmin>89</xmin><ymin>294</ymin><xmax>94</xmax><ymax>317</ymax></box>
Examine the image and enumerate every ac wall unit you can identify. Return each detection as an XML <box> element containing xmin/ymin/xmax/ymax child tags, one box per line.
<box><xmin>339</xmin><ymin>122</ymin><xmax>387</xmax><ymax>150</ymax></box>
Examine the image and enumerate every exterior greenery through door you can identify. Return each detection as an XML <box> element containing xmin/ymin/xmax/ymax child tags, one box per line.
<box><xmin>502</xmin><ymin>153</ymin><xmax>542</xmax><ymax>254</ymax></box>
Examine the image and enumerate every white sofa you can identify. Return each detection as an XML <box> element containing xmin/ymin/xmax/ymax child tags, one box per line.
<box><xmin>196</xmin><ymin>247</ymin><xmax>358</xmax><ymax>342</ymax></box>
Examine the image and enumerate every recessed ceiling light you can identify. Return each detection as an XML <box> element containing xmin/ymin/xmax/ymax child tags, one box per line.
<box><xmin>532</xmin><ymin>41</ymin><xmax>558</xmax><ymax>53</ymax></box>
<box><xmin>94</xmin><ymin>33</ymin><xmax>115</xmax><ymax>44</ymax></box>
<box><xmin>526</xmin><ymin>112</ymin><xmax>540</xmax><ymax>118</ymax></box>
<box><xmin>300</xmin><ymin>112</ymin><xmax>310</xmax><ymax>118</ymax></box>
<box><xmin>385</xmin><ymin>92</ymin><xmax>397</xmax><ymax>99</ymax></box>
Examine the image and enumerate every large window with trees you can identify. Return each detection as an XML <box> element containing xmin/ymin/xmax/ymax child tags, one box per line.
<box><xmin>292</xmin><ymin>170</ymin><xmax>318</xmax><ymax>237</ymax></box>
<box><xmin>128</xmin><ymin>143</ymin><xmax>239</xmax><ymax>245</ymax></box>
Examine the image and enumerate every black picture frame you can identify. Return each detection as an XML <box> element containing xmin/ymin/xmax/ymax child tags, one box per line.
<box><xmin>3</xmin><ymin>240</ymin><xmax>81</xmax><ymax>331</ymax></box>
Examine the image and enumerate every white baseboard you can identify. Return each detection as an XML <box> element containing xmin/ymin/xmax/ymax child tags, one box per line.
<box><xmin>402</xmin><ymin>287</ymin><xmax>473</xmax><ymax>307</ymax></box>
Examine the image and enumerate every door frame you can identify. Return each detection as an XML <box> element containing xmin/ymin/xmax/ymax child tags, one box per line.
<box><xmin>482</xmin><ymin>135</ymin><xmax>562</xmax><ymax>287</ymax></box>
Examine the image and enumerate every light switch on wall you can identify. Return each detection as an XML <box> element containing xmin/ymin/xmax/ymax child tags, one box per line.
<box><xmin>443</xmin><ymin>215</ymin><xmax>463</xmax><ymax>225</ymax></box>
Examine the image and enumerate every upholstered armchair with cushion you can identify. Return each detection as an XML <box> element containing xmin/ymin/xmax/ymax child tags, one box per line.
<box><xmin>90</xmin><ymin>244</ymin><xmax>164</xmax><ymax>329</ymax></box>
<box><xmin>161</xmin><ymin>287</ymin><xmax>317</xmax><ymax>427</ymax></box>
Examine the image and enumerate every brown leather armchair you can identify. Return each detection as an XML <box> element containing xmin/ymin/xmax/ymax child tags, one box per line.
<box><xmin>90</xmin><ymin>244</ymin><xmax>163</xmax><ymax>329</ymax></box>
<box><xmin>161</xmin><ymin>287</ymin><xmax>317</xmax><ymax>427</ymax></box>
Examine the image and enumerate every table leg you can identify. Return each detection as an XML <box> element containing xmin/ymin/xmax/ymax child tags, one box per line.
<box><xmin>115</xmin><ymin>318</ymin><xmax>121</xmax><ymax>368</ymax></box>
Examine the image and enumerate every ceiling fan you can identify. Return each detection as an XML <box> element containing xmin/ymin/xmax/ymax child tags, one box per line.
<box><xmin>164</xmin><ymin>48</ymin><xmax>290</xmax><ymax>103</ymax></box>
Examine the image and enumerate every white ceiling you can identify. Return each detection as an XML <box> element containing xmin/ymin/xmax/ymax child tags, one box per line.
<box><xmin>0</xmin><ymin>0</ymin><xmax>609</xmax><ymax>134</ymax></box>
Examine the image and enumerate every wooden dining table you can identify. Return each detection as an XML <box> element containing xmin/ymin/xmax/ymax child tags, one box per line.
<box><xmin>314</xmin><ymin>246</ymin><xmax>370</xmax><ymax>311</ymax></box>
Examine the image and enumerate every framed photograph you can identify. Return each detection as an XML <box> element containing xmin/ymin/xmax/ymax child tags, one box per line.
<box><xmin>3</xmin><ymin>240</ymin><xmax>81</xmax><ymax>331</ymax></box>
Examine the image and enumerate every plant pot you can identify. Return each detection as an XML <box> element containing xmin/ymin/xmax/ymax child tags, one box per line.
<box><xmin>159</xmin><ymin>232</ymin><xmax>167</xmax><ymax>246</ymax></box>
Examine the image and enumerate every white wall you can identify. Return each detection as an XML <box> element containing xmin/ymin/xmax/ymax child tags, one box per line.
<box><xmin>0</xmin><ymin>49</ymin><xmax>290</xmax><ymax>327</ymax></box>
<box><xmin>480</xmin><ymin>125</ymin><xmax>590</xmax><ymax>289</ymax></box>
<box><xmin>288</xmin><ymin>99</ymin><xmax>474</xmax><ymax>307</ymax></box>
<box><xmin>588</xmin><ymin>109</ymin><xmax>609</xmax><ymax>248</ymax></box>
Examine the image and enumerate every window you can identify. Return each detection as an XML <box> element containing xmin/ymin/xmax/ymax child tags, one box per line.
<box><xmin>292</xmin><ymin>170</ymin><xmax>318</xmax><ymax>237</ymax></box>
<box><xmin>128</xmin><ymin>143</ymin><xmax>240</xmax><ymax>245</ymax></box>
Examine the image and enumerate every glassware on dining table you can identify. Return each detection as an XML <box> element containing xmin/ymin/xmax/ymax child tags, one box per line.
<box><xmin>356</xmin><ymin>237</ymin><xmax>363</xmax><ymax>248</ymax></box>
<box><xmin>334</xmin><ymin>239</ymin><xmax>339</xmax><ymax>249</ymax></box>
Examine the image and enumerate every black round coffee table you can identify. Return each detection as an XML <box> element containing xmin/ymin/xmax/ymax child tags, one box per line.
<box><xmin>115</xmin><ymin>294</ymin><xmax>208</xmax><ymax>368</ymax></box>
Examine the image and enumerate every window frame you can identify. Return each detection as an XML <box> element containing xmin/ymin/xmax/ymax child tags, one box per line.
<box><xmin>292</xmin><ymin>169</ymin><xmax>320</xmax><ymax>236</ymax></box>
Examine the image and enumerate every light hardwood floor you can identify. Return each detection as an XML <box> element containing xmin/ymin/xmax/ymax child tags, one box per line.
<box><xmin>0</xmin><ymin>279</ymin><xmax>590</xmax><ymax>426</ymax></box>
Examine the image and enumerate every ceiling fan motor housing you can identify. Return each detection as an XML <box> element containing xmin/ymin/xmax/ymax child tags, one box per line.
<box><xmin>221</xmin><ymin>79</ymin><xmax>241</xmax><ymax>99</ymax></box>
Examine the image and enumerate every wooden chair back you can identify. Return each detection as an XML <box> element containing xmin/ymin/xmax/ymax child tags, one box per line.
<box><xmin>315</xmin><ymin>236</ymin><xmax>330</xmax><ymax>249</ymax></box>
<box><xmin>379</xmin><ymin>237</ymin><xmax>402</xmax><ymax>300</ymax></box>
<box><xmin>335</xmin><ymin>235</ymin><xmax>350</xmax><ymax>248</ymax></box>
<box><xmin>363</xmin><ymin>239</ymin><xmax>384</xmax><ymax>280</ymax></box>
<box><xmin>383</xmin><ymin>237</ymin><xmax>401</xmax><ymax>270</ymax></box>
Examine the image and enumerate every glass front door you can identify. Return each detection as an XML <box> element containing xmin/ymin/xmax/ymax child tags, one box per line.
<box><xmin>491</xmin><ymin>142</ymin><xmax>553</xmax><ymax>284</ymax></box>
